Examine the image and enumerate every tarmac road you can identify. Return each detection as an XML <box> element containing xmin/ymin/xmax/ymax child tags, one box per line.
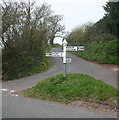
<box><xmin>2</xmin><ymin>47</ymin><xmax>118</xmax><ymax>118</ymax></box>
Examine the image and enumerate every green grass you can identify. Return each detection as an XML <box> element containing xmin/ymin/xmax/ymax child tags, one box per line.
<box><xmin>70</xmin><ymin>39</ymin><xmax>118</xmax><ymax>64</ymax></box>
<box><xmin>53</xmin><ymin>44</ymin><xmax>62</xmax><ymax>48</ymax></box>
<box><xmin>18</xmin><ymin>57</ymin><xmax>51</xmax><ymax>79</ymax></box>
<box><xmin>2</xmin><ymin>45</ymin><xmax>52</xmax><ymax>81</ymax></box>
<box><xmin>24</xmin><ymin>74</ymin><xmax>119</xmax><ymax>104</ymax></box>
<box><xmin>3</xmin><ymin>57</ymin><xmax>51</xmax><ymax>81</ymax></box>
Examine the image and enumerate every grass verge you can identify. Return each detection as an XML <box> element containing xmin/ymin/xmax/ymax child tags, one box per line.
<box><xmin>17</xmin><ymin>57</ymin><xmax>51</xmax><ymax>79</ymax></box>
<box><xmin>2</xmin><ymin>45</ymin><xmax>52</xmax><ymax>81</ymax></box>
<box><xmin>70</xmin><ymin>39</ymin><xmax>118</xmax><ymax>64</ymax></box>
<box><xmin>3</xmin><ymin>57</ymin><xmax>51</xmax><ymax>81</ymax></box>
<box><xmin>24</xmin><ymin>73</ymin><xmax>119</xmax><ymax>108</ymax></box>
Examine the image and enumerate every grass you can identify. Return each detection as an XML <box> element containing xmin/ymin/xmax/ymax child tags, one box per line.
<box><xmin>17</xmin><ymin>57</ymin><xmax>51</xmax><ymax>79</ymax></box>
<box><xmin>2</xmin><ymin>45</ymin><xmax>52</xmax><ymax>81</ymax></box>
<box><xmin>3</xmin><ymin>57</ymin><xmax>51</xmax><ymax>81</ymax></box>
<box><xmin>24</xmin><ymin>73</ymin><xmax>119</xmax><ymax>104</ymax></box>
<box><xmin>53</xmin><ymin>44</ymin><xmax>62</xmax><ymax>48</ymax></box>
<box><xmin>70</xmin><ymin>39</ymin><xmax>118</xmax><ymax>64</ymax></box>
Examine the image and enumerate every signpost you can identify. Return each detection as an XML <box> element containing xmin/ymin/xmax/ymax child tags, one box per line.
<box><xmin>62</xmin><ymin>39</ymin><xmax>68</xmax><ymax>78</ymax></box>
<box><xmin>66</xmin><ymin>58</ymin><xmax>72</xmax><ymax>63</ymax></box>
<box><xmin>46</xmin><ymin>39</ymin><xmax>84</xmax><ymax>78</ymax></box>
<box><xmin>46</xmin><ymin>52</ymin><xmax>63</xmax><ymax>57</ymax></box>
<box><xmin>66</xmin><ymin>46</ymin><xmax>84</xmax><ymax>51</ymax></box>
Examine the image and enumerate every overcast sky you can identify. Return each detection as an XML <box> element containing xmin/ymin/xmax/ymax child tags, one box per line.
<box><xmin>36</xmin><ymin>0</ymin><xmax>108</xmax><ymax>44</ymax></box>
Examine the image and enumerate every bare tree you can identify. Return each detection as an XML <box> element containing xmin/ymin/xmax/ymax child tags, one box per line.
<box><xmin>47</xmin><ymin>15</ymin><xmax>65</xmax><ymax>46</ymax></box>
<box><xmin>1</xmin><ymin>0</ymin><xmax>66</xmax><ymax>80</ymax></box>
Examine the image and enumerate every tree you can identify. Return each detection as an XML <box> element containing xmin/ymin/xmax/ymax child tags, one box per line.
<box><xmin>0</xmin><ymin>4</ymin><xmax>2</xmax><ymax>48</ymax></box>
<box><xmin>67</xmin><ymin>22</ymin><xmax>93</xmax><ymax>46</ymax></box>
<box><xmin>1</xmin><ymin>0</ymin><xmax>65</xmax><ymax>80</ymax></box>
<box><xmin>47</xmin><ymin>15</ymin><xmax>65</xmax><ymax>46</ymax></box>
<box><xmin>32</xmin><ymin>3</ymin><xmax>52</xmax><ymax>47</ymax></box>
<box><xmin>103</xmin><ymin>2</ymin><xmax>119</xmax><ymax>36</ymax></box>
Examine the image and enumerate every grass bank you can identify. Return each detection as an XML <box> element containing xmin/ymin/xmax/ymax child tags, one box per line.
<box><xmin>24</xmin><ymin>74</ymin><xmax>119</xmax><ymax>108</ymax></box>
<box><xmin>70</xmin><ymin>39</ymin><xmax>118</xmax><ymax>64</ymax></box>
<box><xmin>2</xmin><ymin>46</ymin><xmax>52</xmax><ymax>81</ymax></box>
<box><xmin>16</xmin><ymin>57</ymin><xmax>51</xmax><ymax>79</ymax></box>
<box><xmin>3</xmin><ymin>57</ymin><xmax>51</xmax><ymax>81</ymax></box>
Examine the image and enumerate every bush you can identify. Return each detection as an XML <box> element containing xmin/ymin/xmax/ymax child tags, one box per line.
<box><xmin>72</xmin><ymin>39</ymin><xmax>118</xmax><ymax>64</ymax></box>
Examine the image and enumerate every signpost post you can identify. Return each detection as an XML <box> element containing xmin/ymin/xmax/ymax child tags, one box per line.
<box><xmin>62</xmin><ymin>39</ymin><xmax>68</xmax><ymax>78</ymax></box>
<box><xmin>46</xmin><ymin>39</ymin><xmax>84</xmax><ymax>78</ymax></box>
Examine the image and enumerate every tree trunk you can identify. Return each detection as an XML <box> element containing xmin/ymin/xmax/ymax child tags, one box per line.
<box><xmin>50</xmin><ymin>36</ymin><xmax>55</xmax><ymax>46</ymax></box>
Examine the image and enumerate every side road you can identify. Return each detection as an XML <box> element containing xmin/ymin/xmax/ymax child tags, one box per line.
<box><xmin>2</xmin><ymin>47</ymin><xmax>118</xmax><ymax>118</ymax></box>
<box><xmin>2</xmin><ymin>47</ymin><xmax>117</xmax><ymax>91</ymax></box>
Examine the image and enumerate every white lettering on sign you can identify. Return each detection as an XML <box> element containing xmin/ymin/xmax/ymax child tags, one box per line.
<box><xmin>66</xmin><ymin>58</ymin><xmax>72</xmax><ymax>63</ymax></box>
<box><xmin>46</xmin><ymin>52</ymin><xmax>63</xmax><ymax>57</ymax></box>
<box><xmin>66</xmin><ymin>46</ymin><xmax>84</xmax><ymax>51</ymax></box>
<box><xmin>46</xmin><ymin>39</ymin><xmax>85</xmax><ymax>78</ymax></box>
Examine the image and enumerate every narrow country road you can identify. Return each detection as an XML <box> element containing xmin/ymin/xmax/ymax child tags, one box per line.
<box><xmin>2</xmin><ymin>48</ymin><xmax>117</xmax><ymax>118</ymax></box>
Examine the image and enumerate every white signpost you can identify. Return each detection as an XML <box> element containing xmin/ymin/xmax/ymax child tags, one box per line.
<box><xmin>46</xmin><ymin>52</ymin><xmax>63</xmax><ymax>57</ymax></box>
<box><xmin>66</xmin><ymin>58</ymin><xmax>72</xmax><ymax>63</ymax></box>
<box><xmin>66</xmin><ymin>46</ymin><xmax>84</xmax><ymax>51</ymax></box>
<box><xmin>62</xmin><ymin>39</ymin><xmax>68</xmax><ymax>77</ymax></box>
<box><xmin>46</xmin><ymin>39</ymin><xmax>84</xmax><ymax>78</ymax></box>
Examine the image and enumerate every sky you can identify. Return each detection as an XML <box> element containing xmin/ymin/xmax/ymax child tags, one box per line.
<box><xmin>40</xmin><ymin>0</ymin><xmax>108</xmax><ymax>45</ymax></box>
<box><xmin>38</xmin><ymin>0</ymin><xmax>108</xmax><ymax>32</ymax></box>
<box><xmin>19</xmin><ymin>0</ymin><xmax>110</xmax><ymax>45</ymax></box>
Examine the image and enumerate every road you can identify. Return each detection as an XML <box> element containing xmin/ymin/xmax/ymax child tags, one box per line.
<box><xmin>2</xmin><ymin>48</ymin><xmax>118</xmax><ymax>118</ymax></box>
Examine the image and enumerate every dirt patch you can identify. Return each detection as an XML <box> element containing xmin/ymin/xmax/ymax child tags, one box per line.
<box><xmin>22</xmin><ymin>88</ymin><xmax>118</xmax><ymax>116</ymax></box>
<box><xmin>88</xmin><ymin>61</ymin><xmax>119</xmax><ymax>71</ymax></box>
<box><xmin>16</xmin><ymin>89</ymin><xmax>118</xmax><ymax>116</ymax></box>
<box><xmin>69</xmin><ymin>98</ymin><xmax>118</xmax><ymax>116</ymax></box>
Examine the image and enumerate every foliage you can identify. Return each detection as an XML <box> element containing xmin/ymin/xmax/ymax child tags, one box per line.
<box><xmin>2</xmin><ymin>45</ymin><xmax>51</xmax><ymax>80</ymax></box>
<box><xmin>103</xmin><ymin>2</ymin><xmax>119</xmax><ymax>36</ymax></box>
<box><xmin>66</xmin><ymin>2</ymin><xmax>118</xmax><ymax>64</ymax></box>
<box><xmin>71</xmin><ymin>39</ymin><xmax>118</xmax><ymax>64</ymax></box>
<box><xmin>67</xmin><ymin>22</ymin><xmax>94</xmax><ymax>46</ymax></box>
<box><xmin>47</xmin><ymin>15</ymin><xmax>65</xmax><ymax>46</ymax></box>
<box><xmin>1</xmin><ymin>0</ymin><xmax>64</xmax><ymax>80</ymax></box>
<box><xmin>24</xmin><ymin>74</ymin><xmax>119</xmax><ymax>104</ymax></box>
<box><xmin>0</xmin><ymin>48</ymin><xmax>1</xmax><ymax>75</ymax></box>
<box><xmin>53</xmin><ymin>43</ymin><xmax>61</xmax><ymax>48</ymax></box>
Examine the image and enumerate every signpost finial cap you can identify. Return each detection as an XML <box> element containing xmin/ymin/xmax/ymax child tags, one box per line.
<box><xmin>62</xmin><ymin>39</ymin><xmax>68</xmax><ymax>46</ymax></box>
